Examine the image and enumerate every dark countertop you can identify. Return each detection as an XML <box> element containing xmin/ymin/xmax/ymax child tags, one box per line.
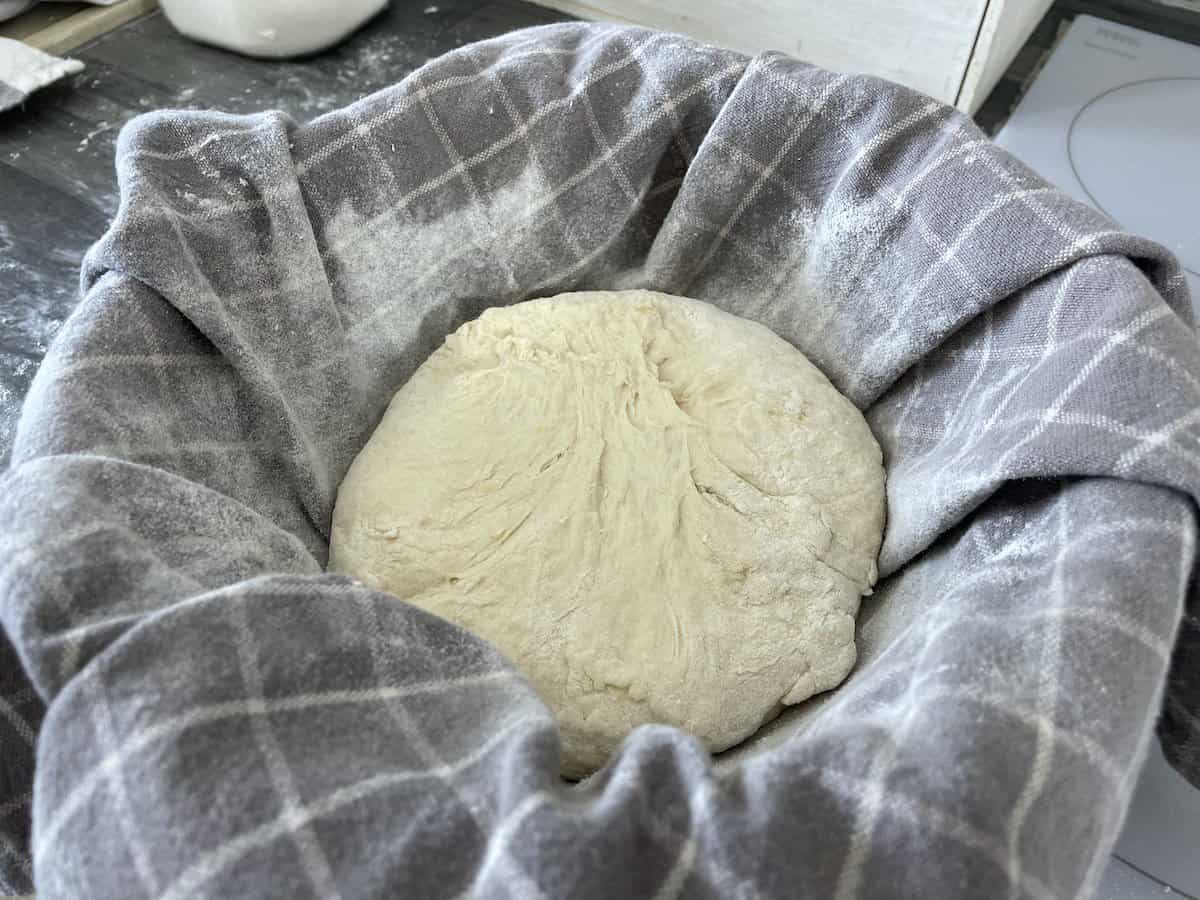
<box><xmin>1</xmin><ymin>0</ymin><xmax>1197</xmax><ymax>466</ymax></box>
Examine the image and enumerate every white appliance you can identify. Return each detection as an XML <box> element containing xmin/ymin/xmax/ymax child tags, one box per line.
<box><xmin>528</xmin><ymin>0</ymin><xmax>1052</xmax><ymax>111</ymax></box>
<box><xmin>996</xmin><ymin>14</ymin><xmax>1200</xmax><ymax>899</ymax></box>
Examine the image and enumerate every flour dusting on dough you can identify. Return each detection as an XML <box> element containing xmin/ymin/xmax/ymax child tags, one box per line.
<box><xmin>330</xmin><ymin>289</ymin><xmax>886</xmax><ymax>777</ymax></box>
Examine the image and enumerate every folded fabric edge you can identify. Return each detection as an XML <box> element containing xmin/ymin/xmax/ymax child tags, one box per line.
<box><xmin>0</xmin><ymin>36</ymin><xmax>82</xmax><ymax>112</ymax></box>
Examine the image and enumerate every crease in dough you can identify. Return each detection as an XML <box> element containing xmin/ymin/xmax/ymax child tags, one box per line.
<box><xmin>329</xmin><ymin>289</ymin><xmax>886</xmax><ymax>778</ymax></box>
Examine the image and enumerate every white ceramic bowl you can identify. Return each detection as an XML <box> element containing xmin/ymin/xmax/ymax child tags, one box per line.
<box><xmin>158</xmin><ymin>0</ymin><xmax>388</xmax><ymax>58</ymax></box>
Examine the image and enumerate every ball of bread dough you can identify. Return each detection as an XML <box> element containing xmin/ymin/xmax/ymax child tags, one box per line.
<box><xmin>330</xmin><ymin>290</ymin><xmax>885</xmax><ymax>777</ymax></box>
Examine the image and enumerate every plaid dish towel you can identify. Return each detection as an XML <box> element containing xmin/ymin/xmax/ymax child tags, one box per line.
<box><xmin>2</xmin><ymin>23</ymin><xmax>1199</xmax><ymax>899</ymax></box>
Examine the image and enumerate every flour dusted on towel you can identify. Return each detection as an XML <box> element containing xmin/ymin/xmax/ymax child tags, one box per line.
<box><xmin>329</xmin><ymin>290</ymin><xmax>886</xmax><ymax>776</ymax></box>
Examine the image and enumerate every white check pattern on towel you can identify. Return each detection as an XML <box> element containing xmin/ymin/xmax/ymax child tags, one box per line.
<box><xmin>1</xmin><ymin>24</ymin><xmax>1198</xmax><ymax>900</ymax></box>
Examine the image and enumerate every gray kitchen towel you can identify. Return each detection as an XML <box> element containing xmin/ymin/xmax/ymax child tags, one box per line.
<box><xmin>0</xmin><ymin>630</ymin><xmax>37</xmax><ymax>895</ymax></box>
<box><xmin>2</xmin><ymin>22</ymin><xmax>1199</xmax><ymax>900</ymax></box>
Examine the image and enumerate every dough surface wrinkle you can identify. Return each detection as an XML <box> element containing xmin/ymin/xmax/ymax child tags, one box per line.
<box><xmin>330</xmin><ymin>290</ymin><xmax>886</xmax><ymax>777</ymax></box>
